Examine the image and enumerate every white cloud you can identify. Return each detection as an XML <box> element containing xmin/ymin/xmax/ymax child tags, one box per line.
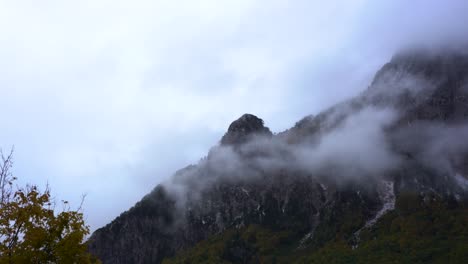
<box><xmin>0</xmin><ymin>0</ymin><xmax>467</xmax><ymax>230</ymax></box>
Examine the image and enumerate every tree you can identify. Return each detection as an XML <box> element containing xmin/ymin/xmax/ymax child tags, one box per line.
<box><xmin>0</xmin><ymin>149</ymin><xmax>15</xmax><ymax>206</ymax></box>
<box><xmin>0</xmin><ymin>149</ymin><xmax>100</xmax><ymax>263</ymax></box>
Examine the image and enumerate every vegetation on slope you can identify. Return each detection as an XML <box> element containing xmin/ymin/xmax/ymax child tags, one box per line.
<box><xmin>163</xmin><ymin>193</ymin><xmax>468</xmax><ymax>264</ymax></box>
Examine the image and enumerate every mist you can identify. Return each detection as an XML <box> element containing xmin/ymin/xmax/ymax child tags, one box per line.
<box><xmin>392</xmin><ymin>122</ymin><xmax>468</xmax><ymax>176</ymax></box>
<box><xmin>164</xmin><ymin>106</ymin><xmax>400</xmax><ymax>205</ymax></box>
<box><xmin>162</xmin><ymin>46</ymin><xmax>468</xmax><ymax>208</ymax></box>
<box><xmin>1</xmin><ymin>0</ymin><xmax>468</xmax><ymax>231</ymax></box>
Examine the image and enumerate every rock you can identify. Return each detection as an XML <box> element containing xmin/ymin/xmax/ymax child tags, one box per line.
<box><xmin>221</xmin><ymin>114</ymin><xmax>272</xmax><ymax>145</ymax></box>
<box><xmin>88</xmin><ymin>48</ymin><xmax>468</xmax><ymax>264</ymax></box>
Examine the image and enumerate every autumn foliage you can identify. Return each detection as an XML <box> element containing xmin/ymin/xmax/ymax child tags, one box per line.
<box><xmin>0</xmin><ymin>149</ymin><xmax>100</xmax><ymax>263</ymax></box>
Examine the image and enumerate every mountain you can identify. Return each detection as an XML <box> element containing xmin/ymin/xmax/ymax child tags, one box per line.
<box><xmin>88</xmin><ymin>48</ymin><xmax>468</xmax><ymax>264</ymax></box>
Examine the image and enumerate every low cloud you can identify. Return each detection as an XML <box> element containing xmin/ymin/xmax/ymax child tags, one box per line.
<box><xmin>294</xmin><ymin>107</ymin><xmax>400</xmax><ymax>177</ymax></box>
<box><xmin>1</xmin><ymin>0</ymin><xmax>468</xmax><ymax>230</ymax></box>
<box><xmin>166</xmin><ymin>106</ymin><xmax>402</xmax><ymax>205</ymax></box>
<box><xmin>392</xmin><ymin>122</ymin><xmax>468</xmax><ymax>176</ymax></box>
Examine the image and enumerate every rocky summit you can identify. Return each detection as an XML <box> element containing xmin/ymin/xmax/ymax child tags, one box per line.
<box><xmin>88</xmin><ymin>48</ymin><xmax>468</xmax><ymax>264</ymax></box>
<box><xmin>221</xmin><ymin>114</ymin><xmax>273</xmax><ymax>145</ymax></box>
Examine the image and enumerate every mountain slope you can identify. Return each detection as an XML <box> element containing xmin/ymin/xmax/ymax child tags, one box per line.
<box><xmin>88</xmin><ymin>48</ymin><xmax>468</xmax><ymax>264</ymax></box>
<box><xmin>164</xmin><ymin>194</ymin><xmax>468</xmax><ymax>264</ymax></box>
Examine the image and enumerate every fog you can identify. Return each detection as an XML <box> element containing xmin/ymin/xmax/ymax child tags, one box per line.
<box><xmin>169</xmin><ymin>106</ymin><xmax>401</xmax><ymax>193</ymax></box>
<box><xmin>392</xmin><ymin>122</ymin><xmax>468</xmax><ymax>176</ymax></box>
<box><xmin>1</xmin><ymin>0</ymin><xmax>468</xmax><ymax>230</ymax></box>
<box><xmin>164</xmin><ymin>51</ymin><xmax>468</xmax><ymax>207</ymax></box>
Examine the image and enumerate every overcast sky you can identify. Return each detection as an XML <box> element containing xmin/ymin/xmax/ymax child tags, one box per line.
<box><xmin>1</xmin><ymin>0</ymin><xmax>467</xmax><ymax>231</ymax></box>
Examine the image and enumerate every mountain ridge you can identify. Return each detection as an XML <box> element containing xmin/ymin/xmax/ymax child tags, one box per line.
<box><xmin>88</xmin><ymin>48</ymin><xmax>468</xmax><ymax>264</ymax></box>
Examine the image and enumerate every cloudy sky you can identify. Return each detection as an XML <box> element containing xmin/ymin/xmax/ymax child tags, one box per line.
<box><xmin>1</xmin><ymin>0</ymin><xmax>467</xmax><ymax>230</ymax></box>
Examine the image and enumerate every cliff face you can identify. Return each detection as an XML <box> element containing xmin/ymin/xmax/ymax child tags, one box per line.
<box><xmin>88</xmin><ymin>48</ymin><xmax>468</xmax><ymax>264</ymax></box>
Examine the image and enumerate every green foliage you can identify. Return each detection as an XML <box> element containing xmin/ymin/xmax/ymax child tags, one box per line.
<box><xmin>163</xmin><ymin>225</ymin><xmax>296</xmax><ymax>264</ymax></box>
<box><xmin>0</xmin><ymin>150</ymin><xmax>100</xmax><ymax>264</ymax></box>
<box><xmin>292</xmin><ymin>193</ymin><xmax>468</xmax><ymax>264</ymax></box>
<box><xmin>164</xmin><ymin>194</ymin><xmax>468</xmax><ymax>264</ymax></box>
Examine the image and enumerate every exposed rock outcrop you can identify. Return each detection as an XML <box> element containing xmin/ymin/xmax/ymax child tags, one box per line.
<box><xmin>88</xmin><ymin>48</ymin><xmax>468</xmax><ymax>264</ymax></box>
<box><xmin>221</xmin><ymin>114</ymin><xmax>272</xmax><ymax>145</ymax></box>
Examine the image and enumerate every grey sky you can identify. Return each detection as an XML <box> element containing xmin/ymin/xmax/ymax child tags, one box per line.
<box><xmin>1</xmin><ymin>0</ymin><xmax>467</xmax><ymax>230</ymax></box>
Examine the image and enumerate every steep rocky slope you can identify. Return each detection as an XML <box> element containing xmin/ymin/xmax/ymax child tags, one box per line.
<box><xmin>88</xmin><ymin>48</ymin><xmax>468</xmax><ymax>263</ymax></box>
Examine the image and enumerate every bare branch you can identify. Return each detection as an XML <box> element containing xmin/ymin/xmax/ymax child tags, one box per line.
<box><xmin>77</xmin><ymin>193</ymin><xmax>87</xmax><ymax>212</ymax></box>
<box><xmin>0</xmin><ymin>147</ymin><xmax>15</xmax><ymax>206</ymax></box>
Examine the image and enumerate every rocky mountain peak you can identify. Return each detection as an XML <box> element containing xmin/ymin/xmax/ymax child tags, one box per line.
<box><xmin>88</xmin><ymin>49</ymin><xmax>468</xmax><ymax>264</ymax></box>
<box><xmin>371</xmin><ymin>48</ymin><xmax>468</xmax><ymax>88</ymax></box>
<box><xmin>220</xmin><ymin>114</ymin><xmax>272</xmax><ymax>145</ymax></box>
